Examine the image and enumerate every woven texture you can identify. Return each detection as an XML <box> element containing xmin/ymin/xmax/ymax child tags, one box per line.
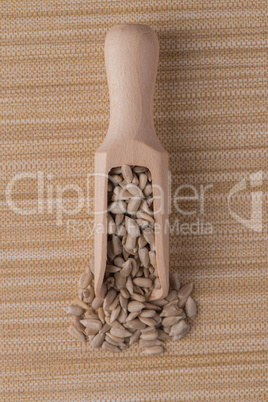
<box><xmin>1</xmin><ymin>1</ymin><xmax>267</xmax><ymax>401</ymax></box>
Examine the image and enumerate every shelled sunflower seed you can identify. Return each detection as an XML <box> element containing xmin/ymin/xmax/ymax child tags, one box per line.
<box><xmin>65</xmin><ymin>165</ymin><xmax>197</xmax><ymax>354</ymax></box>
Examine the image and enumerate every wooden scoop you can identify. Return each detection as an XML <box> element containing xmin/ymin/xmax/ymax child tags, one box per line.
<box><xmin>94</xmin><ymin>24</ymin><xmax>169</xmax><ymax>300</ymax></box>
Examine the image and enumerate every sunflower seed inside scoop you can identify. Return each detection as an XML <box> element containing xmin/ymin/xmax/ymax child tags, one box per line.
<box><xmin>127</xmin><ymin>197</ymin><xmax>142</xmax><ymax>214</ymax></box>
<box><xmin>107</xmin><ymin>214</ymin><xmax>116</xmax><ymax>235</ymax></box>
<box><xmin>139</xmin><ymin>173</ymin><xmax>147</xmax><ymax>190</ymax></box>
<box><xmin>125</xmin><ymin>217</ymin><xmax>140</xmax><ymax>238</ymax></box>
<box><xmin>133</xmin><ymin>277</ymin><xmax>152</xmax><ymax>288</ymax></box>
<box><xmin>112</xmin><ymin>235</ymin><xmax>123</xmax><ymax>255</ymax></box>
<box><xmin>121</xmin><ymin>165</ymin><xmax>133</xmax><ymax>183</ymax></box>
<box><xmin>138</xmin><ymin>248</ymin><xmax>149</xmax><ymax>268</ymax></box>
<box><xmin>120</xmin><ymin>260</ymin><xmax>132</xmax><ymax>277</ymax></box>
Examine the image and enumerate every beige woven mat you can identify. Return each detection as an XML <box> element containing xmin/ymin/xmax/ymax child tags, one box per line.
<box><xmin>1</xmin><ymin>1</ymin><xmax>267</xmax><ymax>401</ymax></box>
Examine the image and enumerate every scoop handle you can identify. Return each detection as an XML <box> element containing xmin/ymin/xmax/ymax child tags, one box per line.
<box><xmin>104</xmin><ymin>24</ymin><xmax>159</xmax><ymax>143</ymax></box>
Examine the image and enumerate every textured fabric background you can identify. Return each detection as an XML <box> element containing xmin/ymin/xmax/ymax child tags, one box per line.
<box><xmin>1</xmin><ymin>1</ymin><xmax>267</xmax><ymax>401</ymax></box>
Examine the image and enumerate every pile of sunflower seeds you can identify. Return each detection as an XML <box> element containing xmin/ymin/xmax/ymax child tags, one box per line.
<box><xmin>107</xmin><ymin>165</ymin><xmax>159</xmax><ymax>294</ymax></box>
<box><xmin>66</xmin><ymin>166</ymin><xmax>197</xmax><ymax>354</ymax></box>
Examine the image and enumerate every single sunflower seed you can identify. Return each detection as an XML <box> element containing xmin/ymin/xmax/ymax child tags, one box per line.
<box><xmin>170</xmin><ymin>320</ymin><xmax>190</xmax><ymax>338</ymax></box>
<box><xmin>162</xmin><ymin>315</ymin><xmax>183</xmax><ymax>327</ymax></box>
<box><xmin>78</xmin><ymin>269</ymin><xmax>93</xmax><ymax>289</ymax></box>
<box><xmin>110</xmin><ymin>167</ymin><xmax>121</xmax><ymax>175</ymax></box>
<box><xmin>133</xmin><ymin>166</ymin><xmax>148</xmax><ymax>173</ymax></box>
<box><xmin>127</xmin><ymin>301</ymin><xmax>145</xmax><ymax>313</ymax></box>
<box><xmin>121</xmin><ymin>165</ymin><xmax>133</xmax><ymax>183</ymax></box>
<box><xmin>132</xmin><ymin>173</ymin><xmax>139</xmax><ymax>185</ymax></box>
<box><xmin>142</xmin><ymin>227</ymin><xmax>155</xmax><ymax>246</ymax></box>
<box><xmin>119</xmin><ymin>293</ymin><xmax>128</xmax><ymax>313</ymax></box>
<box><xmin>103</xmin><ymin>289</ymin><xmax>117</xmax><ymax>310</ymax></box>
<box><xmin>138</xmin><ymin>248</ymin><xmax>150</xmax><ymax>268</ymax></box>
<box><xmin>139</xmin><ymin>316</ymin><xmax>157</xmax><ymax>326</ymax></box>
<box><xmin>157</xmin><ymin>329</ymin><xmax>169</xmax><ymax>341</ymax></box>
<box><xmin>140</xmin><ymin>330</ymin><xmax>158</xmax><ymax>341</ymax></box>
<box><xmin>126</xmin><ymin>183</ymin><xmax>142</xmax><ymax>197</ymax></box>
<box><xmin>108</xmin><ymin>294</ymin><xmax>119</xmax><ymax>311</ymax></box>
<box><xmin>126</xmin><ymin>276</ymin><xmax>134</xmax><ymax>294</ymax></box>
<box><xmin>125</xmin><ymin>216</ymin><xmax>140</xmax><ymax>238</ymax></box>
<box><xmin>124</xmin><ymin>319</ymin><xmax>146</xmax><ymax>330</ymax></box>
<box><xmin>120</xmin><ymin>287</ymin><xmax>130</xmax><ymax>299</ymax></box>
<box><xmin>127</xmin><ymin>198</ymin><xmax>142</xmax><ymax>214</ymax></box>
<box><xmin>120</xmin><ymin>260</ymin><xmax>132</xmax><ymax>277</ymax></box>
<box><xmin>169</xmin><ymin>272</ymin><xmax>181</xmax><ymax>291</ymax></box>
<box><xmin>106</xmin><ymin>265</ymin><xmax>121</xmax><ymax>273</ymax></box>
<box><xmin>110</xmin><ymin>326</ymin><xmax>132</xmax><ymax>338</ymax></box>
<box><xmin>109</xmin><ymin>174</ymin><xmax>122</xmax><ymax>184</ymax></box>
<box><xmin>115</xmin><ymin>214</ymin><xmax>124</xmax><ymax>225</ymax></box>
<box><xmin>140</xmin><ymin>309</ymin><xmax>156</xmax><ymax>318</ymax></box>
<box><xmin>107</xmin><ymin>214</ymin><xmax>116</xmax><ymax>234</ymax></box>
<box><xmin>166</xmin><ymin>289</ymin><xmax>178</xmax><ymax>302</ymax></box>
<box><xmin>110</xmin><ymin>305</ymin><xmax>121</xmax><ymax>323</ymax></box>
<box><xmin>108</xmin><ymin>201</ymin><xmax>126</xmax><ymax>214</ymax></box>
<box><xmin>83</xmin><ymin>286</ymin><xmax>95</xmax><ymax>304</ymax></box>
<box><xmin>102</xmin><ymin>341</ymin><xmax>121</xmax><ymax>353</ymax></box>
<box><xmin>99</xmin><ymin>323</ymin><xmax>111</xmax><ymax>334</ymax></box>
<box><xmin>125</xmin><ymin>234</ymin><xmax>137</xmax><ymax>251</ymax></box>
<box><xmin>126</xmin><ymin>311</ymin><xmax>140</xmax><ymax>322</ymax></box>
<box><xmin>114</xmin><ymin>272</ymin><xmax>127</xmax><ymax>289</ymax></box>
<box><xmin>91</xmin><ymin>332</ymin><xmax>105</xmax><ymax>348</ymax></box>
<box><xmin>136</xmin><ymin>211</ymin><xmax>154</xmax><ymax>224</ymax></box>
<box><xmin>129</xmin><ymin>330</ymin><xmax>141</xmax><ymax>345</ymax></box>
<box><xmin>185</xmin><ymin>296</ymin><xmax>197</xmax><ymax>318</ymax></box>
<box><xmin>80</xmin><ymin>319</ymin><xmax>102</xmax><ymax>333</ymax></box>
<box><xmin>97</xmin><ymin>307</ymin><xmax>105</xmax><ymax>324</ymax></box>
<box><xmin>72</xmin><ymin>317</ymin><xmax>86</xmax><ymax>332</ymax></box>
<box><xmin>149</xmin><ymin>251</ymin><xmax>156</xmax><ymax>268</ymax></box>
<box><xmin>114</xmin><ymin>256</ymin><xmax>125</xmax><ymax>267</ymax></box>
<box><xmin>139</xmin><ymin>173</ymin><xmax>147</xmax><ymax>190</ymax></box>
<box><xmin>65</xmin><ymin>304</ymin><xmax>84</xmax><ymax>317</ymax></box>
<box><xmin>130</xmin><ymin>292</ymin><xmax>146</xmax><ymax>302</ymax></box>
<box><xmin>84</xmin><ymin>309</ymin><xmax>99</xmax><ymax>320</ymax></box>
<box><xmin>177</xmin><ymin>282</ymin><xmax>194</xmax><ymax>301</ymax></box>
<box><xmin>160</xmin><ymin>305</ymin><xmax>183</xmax><ymax>317</ymax></box>
<box><xmin>117</xmin><ymin>309</ymin><xmax>128</xmax><ymax>324</ymax></box>
<box><xmin>112</xmin><ymin>234</ymin><xmax>123</xmax><ymax>256</ymax></box>
<box><xmin>68</xmin><ymin>325</ymin><xmax>86</xmax><ymax>342</ymax></box>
